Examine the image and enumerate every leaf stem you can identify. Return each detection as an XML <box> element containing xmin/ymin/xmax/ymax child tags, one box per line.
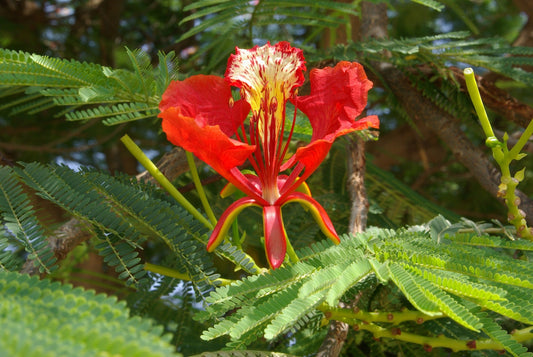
<box><xmin>120</xmin><ymin>135</ymin><xmax>214</xmax><ymax>230</ymax></box>
<box><xmin>508</xmin><ymin>119</ymin><xmax>533</xmax><ymax>160</ymax></box>
<box><xmin>320</xmin><ymin>304</ymin><xmax>533</xmax><ymax>352</ymax></box>
<box><xmin>144</xmin><ymin>262</ymin><xmax>233</xmax><ymax>286</ymax></box>
<box><xmin>186</xmin><ymin>151</ymin><xmax>218</xmax><ymax>225</ymax></box>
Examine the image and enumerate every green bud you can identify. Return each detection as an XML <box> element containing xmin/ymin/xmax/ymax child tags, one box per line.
<box><xmin>485</xmin><ymin>136</ymin><xmax>500</xmax><ymax>148</ymax></box>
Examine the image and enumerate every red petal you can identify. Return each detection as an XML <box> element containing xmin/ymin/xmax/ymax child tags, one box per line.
<box><xmin>295</xmin><ymin>61</ymin><xmax>377</xmax><ymax>141</ymax></box>
<box><xmin>289</xmin><ymin>61</ymin><xmax>379</xmax><ymax>181</ymax></box>
<box><xmin>283</xmin><ymin>192</ymin><xmax>340</xmax><ymax>245</ymax></box>
<box><xmin>160</xmin><ymin>75</ymin><xmax>250</xmax><ymax>136</ymax></box>
<box><xmin>160</xmin><ymin>107</ymin><xmax>251</xmax><ymax>175</ymax></box>
<box><xmin>263</xmin><ymin>205</ymin><xmax>287</xmax><ymax>269</ymax></box>
<box><xmin>159</xmin><ymin>75</ymin><xmax>265</xmax><ymax>198</ymax></box>
<box><xmin>207</xmin><ymin>197</ymin><xmax>259</xmax><ymax>252</ymax></box>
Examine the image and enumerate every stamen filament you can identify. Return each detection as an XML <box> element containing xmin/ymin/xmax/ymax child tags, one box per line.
<box><xmin>280</xmin><ymin>162</ymin><xmax>305</xmax><ymax>197</ymax></box>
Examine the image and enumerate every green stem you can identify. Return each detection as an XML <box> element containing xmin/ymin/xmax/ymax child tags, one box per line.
<box><xmin>319</xmin><ymin>304</ymin><xmax>533</xmax><ymax>352</ymax></box>
<box><xmin>508</xmin><ymin>119</ymin><xmax>533</xmax><ymax>160</ymax></box>
<box><xmin>285</xmin><ymin>234</ymin><xmax>299</xmax><ymax>264</ymax></box>
<box><xmin>231</xmin><ymin>217</ymin><xmax>242</xmax><ymax>249</ymax></box>
<box><xmin>144</xmin><ymin>262</ymin><xmax>233</xmax><ymax>286</ymax></box>
<box><xmin>120</xmin><ymin>135</ymin><xmax>213</xmax><ymax>230</ymax></box>
<box><xmin>464</xmin><ymin>69</ymin><xmax>533</xmax><ymax>240</ymax></box>
<box><xmin>186</xmin><ymin>151</ymin><xmax>218</xmax><ymax>225</ymax></box>
<box><xmin>464</xmin><ymin>68</ymin><xmax>495</xmax><ymax>138</ymax></box>
<box><xmin>319</xmin><ymin>304</ymin><xmax>444</xmax><ymax>324</ymax></box>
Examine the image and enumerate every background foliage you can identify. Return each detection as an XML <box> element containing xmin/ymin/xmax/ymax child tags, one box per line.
<box><xmin>1</xmin><ymin>0</ymin><xmax>533</xmax><ymax>356</ymax></box>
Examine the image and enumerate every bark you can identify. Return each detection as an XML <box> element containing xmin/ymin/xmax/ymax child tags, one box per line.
<box><xmin>21</xmin><ymin>218</ymin><xmax>94</xmax><ymax>276</ymax></box>
<box><xmin>317</xmin><ymin>3</ymin><xmax>387</xmax><ymax>356</ymax></box>
<box><xmin>347</xmin><ymin>137</ymin><xmax>369</xmax><ymax>234</ymax></box>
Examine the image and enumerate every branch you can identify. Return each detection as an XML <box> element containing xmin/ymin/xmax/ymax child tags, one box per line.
<box><xmin>317</xmin><ymin>2</ymin><xmax>387</xmax><ymax>356</ymax></box>
<box><xmin>379</xmin><ymin>64</ymin><xmax>533</xmax><ymax>226</ymax></box>
<box><xmin>20</xmin><ymin>218</ymin><xmax>94</xmax><ymax>276</ymax></box>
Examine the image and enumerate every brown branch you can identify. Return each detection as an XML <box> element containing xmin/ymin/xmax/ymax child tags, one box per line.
<box><xmin>317</xmin><ymin>2</ymin><xmax>387</xmax><ymax>356</ymax></box>
<box><xmin>347</xmin><ymin>136</ymin><xmax>369</xmax><ymax>234</ymax></box>
<box><xmin>21</xmin><ymin>218</ymin><xmax>94</xmax><ymax>276</ymax></box>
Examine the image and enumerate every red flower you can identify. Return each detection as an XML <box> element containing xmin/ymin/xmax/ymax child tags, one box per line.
<box><xmin>159</xmin><ymin>42</ymin><xmax>379</xmax><ymax>269</ymax></box>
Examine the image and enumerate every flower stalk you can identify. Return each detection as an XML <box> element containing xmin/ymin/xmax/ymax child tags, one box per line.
<box><xmin>185</xmin><ymin>151</ymin><xmax>218</xmax><ymax>225</ymax></box>
<box><xmin>120</xmin><ymin>134</ymin><xmax>214</xmax><ymax>230</ymax></box>
<box><xmin>464</xmin><ymin>68</ymin><xmax>533</xmax><ymax>240</ymax></box>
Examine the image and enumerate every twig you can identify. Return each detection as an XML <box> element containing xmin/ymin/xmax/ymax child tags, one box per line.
<box><xmin>379</xmin><ymin>64</ymin><xmax>533</xmax><ymax>226</ymax></box>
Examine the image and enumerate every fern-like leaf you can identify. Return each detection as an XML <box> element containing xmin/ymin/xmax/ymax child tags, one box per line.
<box><xmin>0</xmin><ymin>270</ymin><xmax>179</xmax><ymax>357</ymax></box>
<box><xmin>0</xmin><ymin>166</ymin><xmax>56</xmax><ymax>273</ymax></box>
<box><xmin>0</xmin><ymin>47</ymin><xmax>178</xmax><ymax>125</ymax></box>
<box><xmin>476</xmin><ymin>309</ymin><xmax>533</xmax><ymax>357</ymax></box>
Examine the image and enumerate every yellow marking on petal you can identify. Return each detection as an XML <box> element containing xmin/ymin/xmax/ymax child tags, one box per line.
<box><xmin>294</xmin><ymin>180</ymin><xmax>312</xmax><ymax>196</ymax></box>
<box><xmin>207</xmin><ymin>201</ymin><xmax>260</xmax><ymax>252</ymax></box>
<box><xmin>284</xmin><ymin>196</ymin><xmax>340</xmax><ymax>245</ymax></box>
<box><xmin>227</xmin><ymin>43</ymin><xmax>305</xmax><ymax>146</ymax></box>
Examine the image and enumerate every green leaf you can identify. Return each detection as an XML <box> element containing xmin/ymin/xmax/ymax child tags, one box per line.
<box><xmin>0</xmin><ymin>270</ymin><xmax>180</xmax><ymax>357</ymax></box>
<box><xmin>0</xmin><ymin>166</ymin><xmax>56</xmax><ymax>273</ymax></box>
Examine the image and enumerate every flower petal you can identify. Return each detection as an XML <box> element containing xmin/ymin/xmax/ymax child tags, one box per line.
<box><xmin>295</xmin><ymin>61</ymin><xmax>376</xmax><ymax>141</ymax></box>
<box><xmin>159</xmin><ymin>75</ymin><xmax>263</xmax><ymax>199</ymax></box>
<box><xmin>225</xmin><ymin>42</ymin><xmax>306</xmax><ymax>114</ymax></box>
<box><xmin>263</xmin><ymin>205</ymin><xmax>288</xmax><ymax>269</ymax></box>
<box><xmin>207</xmin><ymin>197</ymin><xmax>260</xmax><ymax>252</ymax></box>
<box><xmin>288</xmin><ymin>61</ymin><xmax>379</xmax><ymax>181</ymax></box>
<box><xmin>160</xmin><ymin>75</ymin><xmax>250</xmax><ymax>136</ymax></box>
<box><xmin>161</xmin><ymin>107</ymin><xmax>257</xmax><ymax>189</ymax></box>
<box><xmin>283</xmin><ymin>192</ymin><xmax>340</xmax><ymax>245</ymax></box>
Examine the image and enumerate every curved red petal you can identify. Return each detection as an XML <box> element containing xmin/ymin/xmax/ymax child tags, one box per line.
<box><xmin>283</xmin><ymin>192</ymin><xmax>340</xmax><ymax>245</ymax></box>
<box><xmin>287</xmin><ymin>61</ymin><xmax>379</xmax><ymax>181</ymax></box>
<box><xmin>263</xmin><ymin>205</ymin><xmax>287</xmax><ymax>269</ymax></box>
<box><xmin>160</xmin><ymin>75</ymin><xmax>250</xmax><ymax>136</ymax></box>
<box><xmin>207</xmin><ymin>197</ymin><xmax>259</xmax><ymax>252</ymax></box>
<box><xmin>161</xmin><ymin>107</ymin><xmax>254</xmax><ymax>174</ymax></box>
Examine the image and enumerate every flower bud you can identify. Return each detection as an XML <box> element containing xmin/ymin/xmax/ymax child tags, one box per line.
<box><xmin>485</xmin><ymin>136</ymin><xmax>500</xmax><ymax>148</ymax></box>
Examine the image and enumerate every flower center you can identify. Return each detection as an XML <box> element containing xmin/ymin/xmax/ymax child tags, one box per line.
<box><xmin>225</xmin><ymin>42</ymin><xmax>306</xmax><ymax>204</ymax></box>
